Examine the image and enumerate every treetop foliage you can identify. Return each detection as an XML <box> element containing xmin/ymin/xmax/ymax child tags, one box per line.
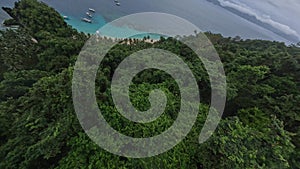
<box><xmin>0</xmin><ymin>0</ymin><xmax>299</xmax><ymax>168</ymax></box>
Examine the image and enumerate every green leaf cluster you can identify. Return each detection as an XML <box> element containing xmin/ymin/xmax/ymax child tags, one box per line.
<box><xmin>0</xmin><ymin>0</ymin><xmax>299</xmax><ymax>168</ymax></box>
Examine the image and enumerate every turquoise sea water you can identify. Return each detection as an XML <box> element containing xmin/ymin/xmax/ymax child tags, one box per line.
<box><xmin>63</xmin><ymin>14</ymin><xmax>106</xmax><ymax>34</ymax></box>
<box><xmin>0</xmin><ymin>0</ymin><xmax>293</xmax><ymax>43</ymax></box>
<box><xmin>62</xmin><ymin>12</ymin><xmax>164</xmax><ymax>39</ymax></box>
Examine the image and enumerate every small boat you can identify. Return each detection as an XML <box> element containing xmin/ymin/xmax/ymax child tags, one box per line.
<box><xmin>116</xmin><ymin>2</ymin><xmax>120</xmax><ymax>6</ymax></box>
<box><xmin>89</xmin><ymin>8</ymin><xmax>96</xmax><ymax>12</ymax></box>
<box><xmin>81</xmin><ymin>18</ymin><xmax>92</xmax><ymax>23</ymax></box>
<box><xmin>86</xmin><ymin>12</ymin><xmax>93</xmax><ymax>18</ymax></box>
<box><xmin>63</xmin><ymin>16</ymin><xmax>69</xmax><ymax>20</ymax></box>
<box><xmin>114</xmin><ymin>0</ymin><xmax>118</xmax><ymax>2</ymax></box>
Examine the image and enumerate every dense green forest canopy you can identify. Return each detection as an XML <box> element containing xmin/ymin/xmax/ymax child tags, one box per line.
<box><xmin>0</xmin><ymin>0</ymin><xmax>299</xmax><ymax>168</ymax></box>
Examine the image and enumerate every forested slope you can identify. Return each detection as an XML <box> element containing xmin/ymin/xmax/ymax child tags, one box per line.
<box><xmin>0</xmin><ymin>0</ymin><xmax>299</xmax><ymax>168</ymax></box>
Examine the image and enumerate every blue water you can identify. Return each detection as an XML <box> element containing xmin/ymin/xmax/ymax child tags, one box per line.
<box><xmin>0</xmin><ymin>0</ymin><xmax>293</xmax><ymax>43</ymax></box>
<box><xmin>63</xmin><ymin>14</ymin><xmax>106</xmax><ymax>34</ymax></box>
<box><xmin>64</xmin><ymin>15</ymin><xmax>165</xmax><ymax>39</ymax></box>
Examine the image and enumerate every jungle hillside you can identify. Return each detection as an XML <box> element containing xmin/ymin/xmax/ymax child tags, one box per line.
<box><xmin>0</xmin><ymin>0</ymin><xmax>299</xmax><ymax>168</ymax></box>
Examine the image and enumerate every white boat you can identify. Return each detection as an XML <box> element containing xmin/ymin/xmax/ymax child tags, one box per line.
<box><xmin>81</xmin><ymin>18</ymin><xmax>92</xmax><ymax>23</ymax></box>
<box><xmin>63</xmin><ymin>16</ymin><xmax>69</xmax><ymax>20</ymax></box>
<box><xmin>116</xmin><ymin>2</ymin><xmax>120</xmax><ymax>6</ymax></box>
<box><xmin>86</xmin><ymin>12</ymin><xmax>93</xmax><ymax>18</ymax></box>
<box><xmin>114</xmin><ymin>0</ymin><xmax>118</xmax><ymax>2</ymax></box>
<box><xmin>88</xmin><ymin>8</ymin><xmax>96</xmax><ymax>12</ymax></box>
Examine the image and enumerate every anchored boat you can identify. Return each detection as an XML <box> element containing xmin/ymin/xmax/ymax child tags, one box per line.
<box><xmin>86</xmin><ymin>12</ymin><xmax>93</xmax><ymax>18</ymax></box>
<box><xmin>88</xmin><ymin>8</ymin><xmax>96</xmax><ymax>12</ymax></box>
<box><xmin>114</xmin><ymin>0</ymin><xmax>121</xmax><ymax>6</ymax></box>
<box><xmin>81</xmin><ymin>18</ymin><xmax>92</xmax><ymax>23</ymax></box>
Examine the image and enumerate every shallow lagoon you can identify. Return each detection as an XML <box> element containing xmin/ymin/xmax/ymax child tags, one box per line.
<box><xmin>0</xmin><ymin>0</ymin><xmax>291</xmax><ymax>43</ymax></box>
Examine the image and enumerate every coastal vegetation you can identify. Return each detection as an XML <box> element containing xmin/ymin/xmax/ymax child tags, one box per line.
<box><xmin>0</xmin><ymin>0</ymin><xmax>299</xmax><ymax>168</ymax></box>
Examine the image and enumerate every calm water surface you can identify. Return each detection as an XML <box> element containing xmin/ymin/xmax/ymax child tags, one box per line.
<box><xmin>0</xmin><ymin>0</ymin><xmax>290</xmax><ymax>43</ymax></box>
